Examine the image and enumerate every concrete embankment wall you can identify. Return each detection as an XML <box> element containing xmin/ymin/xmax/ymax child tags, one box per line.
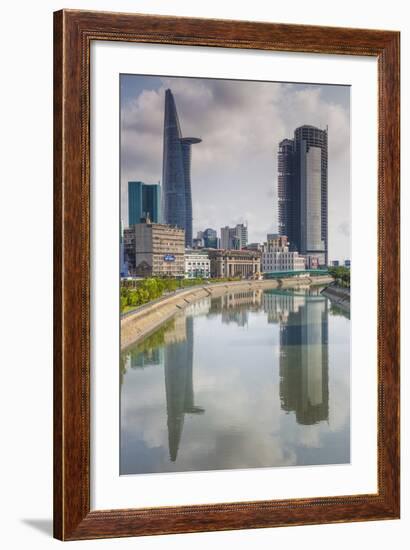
<box><xmin>121</xmin><ymin>276</ymin><xmax>335</xmax><ymax>350</ymax></box>
<box><xmin>321</xmin><ymin>285</ymin><xmax>350</xmax><ymax>313</ymax></box>
<box><xmin>121</xmin><ymin>280</ymin><xmax>279</xmax><ymax>350</ymax></box>
<box><xmin>279</xmin><ymin>275</ymin><xmax>334</xmax><ymax>289</ymax></box>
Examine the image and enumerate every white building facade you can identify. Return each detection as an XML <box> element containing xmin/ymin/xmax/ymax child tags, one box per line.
<box><xmin>184</xmin><ymin>251</ymin><xmax>211</xmax><ymax>279</ymax></box>
<box><xmin>261</xmin><ymin>235</ymin><xmax>306</xmax><ymax>273</ymax></box>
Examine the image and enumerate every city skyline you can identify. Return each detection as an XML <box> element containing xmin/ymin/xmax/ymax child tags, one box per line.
<box><xmin>121</xmin><ymin>74</ymin><xmax>350</xmax><ymax>261</ymax></box>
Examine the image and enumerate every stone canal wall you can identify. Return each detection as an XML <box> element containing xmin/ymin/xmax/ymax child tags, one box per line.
<box><xmin>121</xmin><ymin>276</ymin><xmax>335</xmax><ymax>350</ymax></box>
<box><xmin>321</xmin><ymin>284</ymin><xmax>351</xmax><ymax>313</ymax></box>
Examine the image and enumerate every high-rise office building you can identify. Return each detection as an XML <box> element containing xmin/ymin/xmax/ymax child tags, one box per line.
<box><xmin>202</xmin><ymin>228</ymin><xmax>219</xmax><ymax>248</ymax></box>
<box><xmin>162</xmin><ymin>89</ymin><xmax>202</xmax><ymax>247</ymax></box>
<box><xmin>277</xmin><ymin>125</ymin><xmax>328</xmax><ymax>265</ymax></box>
<box><xmin>235</xmin><ymin>223</ymin><xmax>248</xmax><ymax>249</ymax></box>
<box><xmin>277</xmin><ymin>139</ymin><xmax>296</xmax><ymax>245</ymax></box>
<box><xmin>128</xmin><ymin>181</ymin><xmax>161</xmax><ymax>225</ymax></box>
<box><xmin>220</xmin><ymin>226</ymin><xmax>232</xmax><ymax>249</ymax></box>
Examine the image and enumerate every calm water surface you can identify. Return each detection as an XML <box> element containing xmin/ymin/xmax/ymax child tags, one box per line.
<box><xmin>120</xmin><ymin>286</ymin><xmax>350</xmax><ymax>475</ymax></box>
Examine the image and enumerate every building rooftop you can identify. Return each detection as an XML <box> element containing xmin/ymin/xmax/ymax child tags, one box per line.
<box><xmin>207</xmin><ymin>249</ymin><xmax>261</xmax><ymax>257</ymax></box>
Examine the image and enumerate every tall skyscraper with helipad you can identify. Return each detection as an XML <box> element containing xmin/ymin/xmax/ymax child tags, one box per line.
<box><xmin>162</xmin><ymin>89</ymin><xmax>201</xmax><ymax>247</ymax></box>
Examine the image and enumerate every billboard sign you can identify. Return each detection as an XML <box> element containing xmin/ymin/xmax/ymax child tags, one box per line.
<box><xmin>163</xmin><ymin>254</ymin><xmax>176</xmax><ymax>262</ymax></box>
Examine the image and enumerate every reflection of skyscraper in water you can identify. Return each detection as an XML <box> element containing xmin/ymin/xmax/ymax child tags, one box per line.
<box><xmin>163</xmin><ymin>314</ymin><xmax>187</xmax><ymax>345</ymax></box>
<box><xmin>279</xmin><ymin>294</ymin><xmax>329</xmax><ymax>425</ymax></box>
<box><xmin>164</xmin><ymin>316</ymin><xmax>204</xmax><ymax>462</ymax></box>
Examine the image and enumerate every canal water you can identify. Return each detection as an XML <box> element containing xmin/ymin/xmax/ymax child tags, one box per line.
<box><xmin>120</xmin><ymin>286</ymin><xmax>350</xmax><ymax>475</ymax></box>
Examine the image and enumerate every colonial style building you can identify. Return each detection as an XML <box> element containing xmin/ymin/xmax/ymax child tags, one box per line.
<box><xmin>124</xmin><ymin>219</ymin><xmax>185</xmax><ymax>277</ymax></box>
<box><xmin>207</xmin><ymin>249</ymin><xmax>261</xmax><ymax>279</ymax></box>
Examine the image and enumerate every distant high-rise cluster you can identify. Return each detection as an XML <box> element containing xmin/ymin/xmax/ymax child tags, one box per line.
<box><xmin>277</xmin><ymin>125</ymin><xmax>328</xmax><ymax>265</ymax></box>
<box><xmin>122</xmin><ymin>89</ymin><xmax>333</xmax><ymax>279</ymax></box>
<box><xmin>220</xmin><ymin>223</ymin><xmax>248</xmax><ymax>250</ymax></box>
<box><xmin>194</xmin><ymin>228</ymin><xmax>220</xmax><ymax>249</ymax></box>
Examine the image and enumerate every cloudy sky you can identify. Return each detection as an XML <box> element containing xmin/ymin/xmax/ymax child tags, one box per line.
<box><xmin>120</xmin><ymin>74</ymin><xmax>350</xmax><ymax>262</ymax></box>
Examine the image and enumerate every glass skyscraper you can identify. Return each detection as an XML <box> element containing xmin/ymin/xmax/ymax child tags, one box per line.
<box><xmin>128</xmin><ymin>181</ymin><xmax>161</xmax><ymax>225</ymax></box>
<box><xmin>277</xmin><ymin>125</ymin><xmax>328</xmax><ymax>265</ymax></box>
<box><xmin>203</xmin><ymin>228</ymin><xmax>218</xmax><ymax>249</ymax></box>
<box><xmin>162</xmin><ymin>89</ymin><xmax>201</xmax><ymax>247</ymax></box>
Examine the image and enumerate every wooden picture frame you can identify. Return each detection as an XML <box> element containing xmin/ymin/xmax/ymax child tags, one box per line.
<box><xmin>53</xmin><ymin>9</ymin><xmax>400</xmax><ymax>540</ymax></box>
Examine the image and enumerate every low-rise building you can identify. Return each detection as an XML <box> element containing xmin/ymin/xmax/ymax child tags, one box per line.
<box><xmin>261</xmin><ymin>234</ymin><xmax>305</xmax><ymax>272</ymax></box>
<box><xmin>208</xmin><ymin>249</ymin><xmax>261</xmax><ymax>278</ymax></box>
<box><xmin>124</xmin><ymin>220</ymin><xmax>185</xmax><ymax>277</ymax></box>
<box><xmin>184</xmin><ymin>250</ymin><xmax>210</xmax><ymax>279</ymax></box>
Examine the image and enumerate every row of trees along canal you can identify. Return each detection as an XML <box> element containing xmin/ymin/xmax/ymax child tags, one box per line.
<box><xmin>120</xmin><ymin>277</ymin><xmax>241</xmax><ymax>313</ymax></box>
<box><xmin>327</xmin><ymin>266</ymin><xmax>350</xmax><ymax>288</ymax></box>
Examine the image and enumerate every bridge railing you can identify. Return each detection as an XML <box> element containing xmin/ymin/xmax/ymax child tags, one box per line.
<box><xmin>263</xmin><ymin>269</ymin><xmax>329</xmax><ymax>279</ymax></box>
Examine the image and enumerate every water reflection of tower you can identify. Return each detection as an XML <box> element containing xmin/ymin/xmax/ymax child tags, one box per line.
<box><xmin>164</xmin><ymin>315</ymin><xmax>204</xmax><ymax>462</ymax></box>
<box><xmin>279</xmin><ymin>293</ymin><xmax>329</xmax><ymax>425</ymax></box>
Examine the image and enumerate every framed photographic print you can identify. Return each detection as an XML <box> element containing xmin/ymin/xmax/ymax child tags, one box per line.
<box><xmin>54</xmin><ymin>9</ymin><xmax>400</xmax><ymax>540</ymax></box>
